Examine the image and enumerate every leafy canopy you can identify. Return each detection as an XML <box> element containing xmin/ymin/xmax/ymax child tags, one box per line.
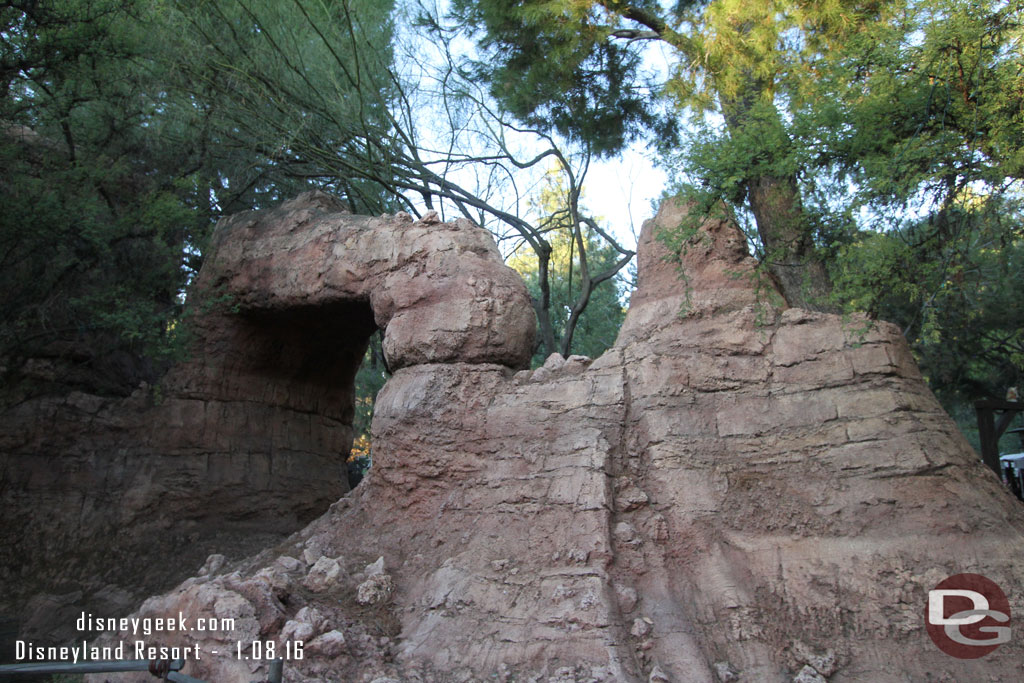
<box><xmin>0</xmin><ymin>0</ymin><xmax>398</xmax><ymax>396</ymax></box>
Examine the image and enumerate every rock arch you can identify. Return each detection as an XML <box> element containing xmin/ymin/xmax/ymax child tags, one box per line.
<box><xmin>0</xmin><ymin>191</ymin><xmax>535</xmax><ymax>644</ymax></box>
<box><xmin>7</xmin><ymin>194</ymin><xmax>1024</xmax><ymax>682</ymax></box>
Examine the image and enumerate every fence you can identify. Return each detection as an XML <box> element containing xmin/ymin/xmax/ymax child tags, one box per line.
<box><xmin>0</xmin><ymin>657</ymin><xmax>283</xmax><ymax>682</ymax></box>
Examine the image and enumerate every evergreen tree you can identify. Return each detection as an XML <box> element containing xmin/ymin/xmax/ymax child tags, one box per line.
<box><xmin>454</xmin><ymin>0</ymin><xmax>1024</xmax><ymax>410</ymax></box>
<box><xmin>451</xmin><ymin>0</ymin><xmax>890</xmax><ymax>309</ymax></box>
<box><xmin>1</xmin><ymin>0</ymin><xmax>214</xmax><ymax>395</ymax></box>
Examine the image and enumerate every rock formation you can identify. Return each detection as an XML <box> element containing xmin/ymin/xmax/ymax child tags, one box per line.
<box><xmin>0</xmin><ymin>192</ymin><xmax>534</xmax><ymax>646</ymax></box>
<box><xmin>5</xmin><ymin>192</ymin><xmax>1024</xmax><ymax>681</ymax></box>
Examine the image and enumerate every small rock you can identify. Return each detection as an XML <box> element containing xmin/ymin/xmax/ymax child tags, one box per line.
<box><xmin>613</xmin><ymin>521</ymin><xmax>639</xmax><ymax>545</ymax></box>
<box><xmin>807</xmin><ymin>652</ymin><xmax>837</xmax><ymax>677</ymax></box>
<box><xmin>567</xmin><ymin>549</ymin><xmax>588</xmax><ymax>564</ymax></box>
<box><xmin>792</xmin><ymin>665</ymin><xmax>827</xmax><ymax>683</ymax></box>
<box><xmin>713</xmin><ymin>662</ymin><xmax>737</xmax><ymax>682</ymax></box>
<box><xmin>614</xmin><ymin>584</ymin><xmax>638</xmax><ymax>613</ymax></box>
<box><xmin>279</xmin><ymin>618</ymin><xmax>315</xmax><ymax>643</ymax></box>
<box><xmin>356</xmin><ymin>573</ymin><xmax>394</xmax><ymax>605</ymax></box>
<box><xmin>615</xmin><ymin>481</ymin><xmax>650</xmax><ymax>512</ymax></box>
<box><xmin>198</xmin><ymin>554</ymin><xmax>226</xmax><ymax>577</ymax></box>
<box><xmin>791</xmin><ymin>641</ymin><xmax>837</xmax><ymax>677</ymax></box>
<box><xmin>365</xmin><ymin>556</ymin><xmax>386</xmax><ymax>577</ymax></box>
<box><xmin>649</xmin><ymin>664</ymin><xmax>671</xmax><ymax>682</ymax></box>
<box><xmin>631</xmin><ymin>617</ymin><xmax>652</xmax><ymax>638</ymax></box>
<box><xmin>542</xmin><ymin>353</ymin><xmax>566</xmax><ymax>371</ymax></box>
<box><xmin>302</xmin><ymin>547</ymin><xmax>321</xmax><ymax>567</ymax></box>
<box><xmin>306</xmin><ymin>629</ymin><xmax>347</xmax><ymax>657</ymax></box>
<box><xmin>303</xmin><ymin>557</ymin><xmax>345</xmax><ymax>592</ymax></box>
<box><xmin>275</xmin><ymin>556</ymin><xmax>303</xmax><ymax>573</ymax></box>
<box><xmin>293</xmin><ymin>606</ymin><xmax>327</xmax><ymax>631</ymax></box>
<box><xmin>246</xmin><ymin>566</ymin><xmax>290</xmax><ymax>599</ymax></box>
<box><xmin>531</xmin><ymin>366</ymin><xmax>552</xmax><ymax>383</ymax></box>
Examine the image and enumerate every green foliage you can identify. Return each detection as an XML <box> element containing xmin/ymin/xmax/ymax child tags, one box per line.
<box><xmin>351</xmin><ymin>332</ymin><xmax>388</xmax><ymax>459</ymax></box>
<box><xmin>657</xmin><ymin>0</ymin><xmax>1024</xmax><ymax>406</ymax></box>
<box><xmin>1</xmin><ymin>0</ymin><xmax>214</xmax><ymax>393</ymax></box>
<box><xmin>832</xmin><ymin>203</ymin><xmax>1024</xmax><ymax>404</ymax></box>
<box><xmin>816</xmin><ymin>0</ymin><xmax>1024</xmax><ymax>405</ymax></box>
<box><xmin>451</xmin><ymin>0</ymin><xmax>677</xmax><ymax>155</ymax></box>
<box><xmin>1</xmin><ymin>0</ymin><xmax>399</xmax><ymax>396</ymax></box>
<box><xmin>461</xmin><ymin>0</ymin><xmax>1023</xmax><ymax>410</ymax></box>
<box><xmin>164</xmin><ymin>0</ymin><xmax>400</xmax><ymax>214</ymax></box>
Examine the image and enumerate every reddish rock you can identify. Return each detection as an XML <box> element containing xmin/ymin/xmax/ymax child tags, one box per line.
<box><xmin>7</xmin><ymin>194</ymin><xmax>1024</xmax><ymax>682</ymax></box>
<box><xmin>0</xmin><ymin>192</ymin><xmax>534</xmax><ymax>645</ymax></box>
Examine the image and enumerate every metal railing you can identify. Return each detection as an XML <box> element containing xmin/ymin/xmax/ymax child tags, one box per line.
<box><xmin>0</xmin><ymin>657</ymin><xmax>283</xmax><ymax>682</ymax></box>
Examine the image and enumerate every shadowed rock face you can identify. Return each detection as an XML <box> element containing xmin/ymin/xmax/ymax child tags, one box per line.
<box><xmin>6</xmin><ymin>194</ymin><xmax>1024</xmax><ymax>682</ymax></box>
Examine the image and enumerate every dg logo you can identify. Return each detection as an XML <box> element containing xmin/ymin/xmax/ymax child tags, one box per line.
<box><xmin>926</xmin><ymin>573</ymin><xmax>1011</xmax><ymax>659</ymax></box>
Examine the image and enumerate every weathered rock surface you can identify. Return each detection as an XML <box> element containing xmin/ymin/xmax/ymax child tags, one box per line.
<box><xmin>6</xmin><ymin>192</ymin><xmax>1023</xmax><ymax>681</ymax></box>
<box><xmin>0</xmin><ymin>192</ymin><xmax>534</xmax><ymax>645</ymax></box>
<box><xmin>74</xmin><ymin>197</ymin><xmax>1024</xmax><ymax>682</ymax></box>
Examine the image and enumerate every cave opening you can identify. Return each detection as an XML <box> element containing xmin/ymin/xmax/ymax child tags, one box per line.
<box><xmin>237</xmin><ymin>298</ymin><xmax>382</xmax><ymax>502</ymax></box>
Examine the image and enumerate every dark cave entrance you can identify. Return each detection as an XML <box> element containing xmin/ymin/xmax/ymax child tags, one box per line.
<box><xmin>238</xmin><ymin>298</ymin><xmax>380</xmax><ymax>500</ymax></box>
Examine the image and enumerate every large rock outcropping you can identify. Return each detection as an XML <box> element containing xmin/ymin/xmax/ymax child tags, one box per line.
<box><xmin>5</xmin><ymin>192</ymin><xmax>1023</xmax><ymax>681</ymax></box>
<box><xmin>75</xmin><ymin>196</ymin><xmax>1024</xmax><ymax>682</ymax></box>
<box><xmin>0</xmin><ymin>193</ymin><xmax>534</xmax><ymax>644</ymax></box>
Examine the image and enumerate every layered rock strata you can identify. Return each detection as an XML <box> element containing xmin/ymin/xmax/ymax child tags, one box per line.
<box><xmin>84</xmin><ymin>198</ymin><xmax>1024</xmax><ymax>682</ymax></box>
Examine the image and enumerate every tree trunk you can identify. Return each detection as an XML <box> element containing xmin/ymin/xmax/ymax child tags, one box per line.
<box><xmin>745</xmin><ymin>173</ymin><xmax>834</xmax><ymax>311</ymax></box>
<box><xmin>720</xmin><ymin>74</ymin><xmax>835</xmax><ymax>312</ymax></box>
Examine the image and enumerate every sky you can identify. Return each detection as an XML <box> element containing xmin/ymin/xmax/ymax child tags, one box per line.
<box><xmin>394</xmin><ymin>0</ymin><xmax>669</xmax><ymax>257</ymax></box>
<box><xmin>584</xmin><ymin>149</ymin><xmax>669</xmax><ymax>252</ymax></box>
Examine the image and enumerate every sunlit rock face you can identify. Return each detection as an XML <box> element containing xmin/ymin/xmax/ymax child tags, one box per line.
<box><xmin>7</xmin><ymin>193</ymin><xmax>1023</xmax><ymax>682</ymax></box>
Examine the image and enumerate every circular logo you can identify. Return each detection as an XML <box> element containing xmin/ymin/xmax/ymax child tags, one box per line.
<box><xmin>926</xmin><ymin>573</ymin><xmax>1011</xmax><ymax>659</ymax></box>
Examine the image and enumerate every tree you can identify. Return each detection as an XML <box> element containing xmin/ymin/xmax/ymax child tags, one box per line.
<box><xmin>455</xmin><ymin>0</ymin><xmax>1024</xmax><ymax>402</ymax></box>
<box><xmin>451</xmin><ymin>0</ymin><xmax>897</xmax><ymax>309</ymax></box>
<box><xmin>162</xmin><ymin>0</ymin><xmax>401</xmax><ymax>215</ymax></box>
<box><xmin>814</xmin><ymin>0</ymin><xmax>1024</xmax><ymax>411</ymax></box>
<box><xmin>0</xmin><ymin>0</ymin><xmax>403</xmax><ymax>398</ymax></box>
<box><xmin>0</xmin><ymin>0</ymin><xmax>217</xmax><ymax>395</ymax></box>
<box><xmin>683</xmin><ymin>0</ymin><xmax>1023</xmax><ymax>426</ymax></box>
<box><xmin>508</xmin><ymin>165</ymin><xmax>628</xmax><ymax>364</ymax></box>
<box><xmin>174</xmin><ymin>0</ymin><xmax>637</xmax><ymax>361</ymax></box>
